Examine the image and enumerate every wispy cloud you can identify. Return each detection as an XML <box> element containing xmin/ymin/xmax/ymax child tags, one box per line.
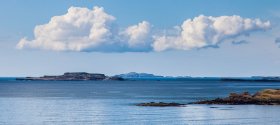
<box><xmin>232</xmin><ymin>40</ymin><xmax>249</xmax><ymax>45</ymax></box>
<box><xmin>275</xmin><ymin>37</ymin><xmax>280</xmax><ymax>47</ymax></box>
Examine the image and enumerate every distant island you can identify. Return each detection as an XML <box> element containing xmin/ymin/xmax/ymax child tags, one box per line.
<box><xmin>116</xmin><ymin>72</ymin><xmax>280</xmax><ymax>82</ymax></box>
<box><xmin>15</xmin><ymin>72</ymin><xmax>280</xmax><ymax>82</ymax></box>
<box><xmin>114</xmin><ymin>72</ymin><xmax>191</xmax><ymax>80</ymax></box>
<box><xmin>115</xmin><ymin>72</ymin><xmax>165</xmax><ymax>80</ymax></box>
<box><xmin>16</xmin><ymin>72</ymin><xmax>124</xmax><ymax>81</ymax></box>
<box><xmin>221</xmin><ymin>76</ymin><xmax>280</xmax><ymax>82</ymax></box>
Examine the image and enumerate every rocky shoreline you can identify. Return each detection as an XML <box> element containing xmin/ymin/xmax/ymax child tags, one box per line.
<box><xmin>193</xmin><ymin>89</ymin><xmax>280</xmax><ymax>105</ymax></box>
<box><xmin>136</xmin><ymin>89</ymin><xmax>280</xmax><ymax>107</ymax></box>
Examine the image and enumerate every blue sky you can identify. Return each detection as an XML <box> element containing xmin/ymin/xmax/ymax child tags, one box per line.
<box><xmin>1</xmin><ymin>0</ymin><xmax>280</xmax><ymax>77</ymax></box>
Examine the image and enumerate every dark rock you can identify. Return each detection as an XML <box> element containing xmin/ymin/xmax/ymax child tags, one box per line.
<box><xmin>193</xmin><ymin>89</ymin><xmax>280</xmax><ymax>105</ymax></box>
<box><xmin>136</xmin><ymin>102</ymin><xmax>185</xmax><ymax>107</ymax></box>
<box><xmin>107</xmin><ymin>76</ymin><xmax>125</xmax><ymax>81</ymax></box>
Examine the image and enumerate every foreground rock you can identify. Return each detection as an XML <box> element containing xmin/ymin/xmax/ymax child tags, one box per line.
<box><xmin>137</xmin><ymin>102</ymin><xmax>185</xmax><ymax>107</ymax></box>
<box><xmin>16</xmin><ymin>72</ymin><xmax>124</xmax><ymax>81</ymax></box>
<box><xmin>193</xmin><ymin>89</ymin><xmax>280</xmax><ymax>105</ymax></box>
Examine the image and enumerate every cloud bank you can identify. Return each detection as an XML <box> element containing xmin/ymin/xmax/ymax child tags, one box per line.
<box><xmin>152</xmin><ymin>15</ymin><xmax>271</xmax><ymax>51</ymax></box>
<box><xmin>17</xmin><ymin>6</ymin><xmax>271</xmax><ymax>52</ymax></box>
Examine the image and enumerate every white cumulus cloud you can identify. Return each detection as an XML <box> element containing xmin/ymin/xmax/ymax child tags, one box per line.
<box><xmin>17</xmin><ymin>7</ymin><xmax>271</xmax><ymax>52</ymax></box>
<box><xmin>121</xmin><ymin>21</ymin><xmax>151</xmax><ymax>47</ymax></box>
<box><xmin>17</xmin><ymin>6</ymin><xmax>152</xmax><ymax>52</ymax></box>
<box><xmin>152</xmin><ymin>15</ymin><xmax>271</xmax><ymax>51</ymax></box>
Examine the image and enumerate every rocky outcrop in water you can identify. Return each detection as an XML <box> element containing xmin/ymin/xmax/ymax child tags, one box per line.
<box><xmin>136</xmin><ymin>102</ymin><xmax>185</xmax><ymax>107</ymax></box>
<box><xmin>193</xmin><ymin>89</ymin><xmax>280</xmax><ymax>105</ymax></box>
<box><xmin>16</xmin><ymin>72</ymin><xmax>124</xmax><ymax>81</ymax></box>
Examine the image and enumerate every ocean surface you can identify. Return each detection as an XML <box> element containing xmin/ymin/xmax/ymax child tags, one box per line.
<box><xmin>0</xmin><ymin>79</ymin><xmax>280</xmax><ymax>125</ymax></box>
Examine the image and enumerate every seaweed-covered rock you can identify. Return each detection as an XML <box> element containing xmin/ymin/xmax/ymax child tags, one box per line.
<box><xmin>193</xmin><ymin>89</ymin><xmax>280</xmax><ymax>105</ymax></box>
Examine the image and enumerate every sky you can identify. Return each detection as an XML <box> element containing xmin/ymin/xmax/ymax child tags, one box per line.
<box><xmin>1</xmin><ymin>0</ymin><xmax>280</xmax><ymax>77</ymax></box>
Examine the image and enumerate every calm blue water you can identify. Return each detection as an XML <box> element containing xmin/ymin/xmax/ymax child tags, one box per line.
<box><xmin>0</xmin><ymin>80</ymin><xmax>280</xmax><ymax>125</ymax></box>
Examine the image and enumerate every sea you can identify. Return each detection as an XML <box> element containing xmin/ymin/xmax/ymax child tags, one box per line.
<box><xmin>0</xmin><ymin>79</ymin><xmax>280</xmax><ymax>125</ymax></box>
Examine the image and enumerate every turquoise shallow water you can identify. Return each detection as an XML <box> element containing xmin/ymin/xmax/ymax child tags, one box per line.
<box><xmin>0</xmin><ymin>80</ymin><xmax>280</xmax><ymax>125</ymax></box>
